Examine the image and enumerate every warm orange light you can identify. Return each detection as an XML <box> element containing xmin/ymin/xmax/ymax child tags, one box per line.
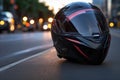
<box><xmin>11</xmin><ymin>18</ymin><xmax>14</xmax><ymax>24</ymax></box>
<box><xmin>17</xmin><ymin>24</ymin><xmax>22</xmax><ymax>29</ymax></box>
<box><xmin>10</xmin><ymin>0</ymin><xmax>15</xmax><ymax>4</ymax></box>
<box><xmin>39</xmin><ymin>18</ymin><xmax>43</xmax><ymax>24</ymax></box>
<box><xmin>23</xmin><ymin>21</ymin><xmax>26</xmax><ymax>25</ymax></box>
<box><xmin>25</xmin><ymin>22</ymin><xmax>30</xmax><ymax>27</ymax></box>
<box><xmin>10</xmin><ymin>25</ymin><xmax>15</xmax><ymax>31</ymax></box>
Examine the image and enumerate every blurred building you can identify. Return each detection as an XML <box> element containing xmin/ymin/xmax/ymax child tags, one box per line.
<box><xmin>0</xmin><ymin>0</ymin><xmax>3</xmax><ymax>11</ymax></box>
<box><xmin>93</xmin><ymin>0</ymin><xmax>109</xmax><ymax>18</ymax></box>
<box><xmin>93</xmin><ymin>0</ymin><xmax>120</xmax><ymax>19</ymax></box>
<box><xmin>112</xmin><ymin>0</ymin><xmax>120</xmax><ymax>16</ymax></box>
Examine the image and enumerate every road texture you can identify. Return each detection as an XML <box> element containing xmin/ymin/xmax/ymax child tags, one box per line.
<box><xmin>0</xmin><ymin>29</ymin><xmax>120</xmax><ymax>80</ymax></box>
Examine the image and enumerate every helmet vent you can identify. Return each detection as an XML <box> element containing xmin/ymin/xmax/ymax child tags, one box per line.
<box><xmin>92</xmin><ymin>33</ymin><xmax>100</xmax><ymax>38</ymax></box>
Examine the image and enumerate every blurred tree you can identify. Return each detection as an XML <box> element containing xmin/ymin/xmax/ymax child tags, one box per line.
<box><xmin>3</xmin><ymin>0</ymin><xmax>54</xmax><ymax>21</ymax></box>
<box><xmin>3</xmin><ymin>0</ymin><xmax>11</xmax><ymax>11</ymax></box>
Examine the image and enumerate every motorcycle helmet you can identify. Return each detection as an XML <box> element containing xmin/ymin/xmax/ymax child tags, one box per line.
<box><xmin>51</xmin><ymin>2</ymin><xmax>111</xmax><ymax>64</ymax></box>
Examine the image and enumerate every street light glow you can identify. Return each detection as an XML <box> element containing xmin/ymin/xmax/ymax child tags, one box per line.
<box><xmin>48</xmin><ymin>17</ymin><xmax>53</xmax><ymax>23</ymax></box>
<box><xmin>23</xmin><ymin>16</ymin><xmax>28</xmax><ymax>21</ymax></box>
<box><xmin>43</xmin><ymin>24</ymin><xmax>48</xmax><ymax>30</ymax></box>
<box><xmin>39</xmin><ymin>0</ymin><xmax>93</xmax><ymax>14</ymax></box>
<box><xmin>30</xmin><ymin>19</ymin><xmax>35</xmax><ymax>24</ymax></box>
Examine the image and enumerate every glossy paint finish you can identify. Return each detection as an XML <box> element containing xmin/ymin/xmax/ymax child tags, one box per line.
<box><xmin>51</xmin><ymin>2</ymin><xmax>111</xmax><ymax>64</ymax></box>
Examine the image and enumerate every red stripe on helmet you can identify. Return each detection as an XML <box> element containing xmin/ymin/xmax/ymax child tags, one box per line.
<box><xmin>74</xmin><ymin>45</ymin><xmax>89</xmax><ymax>59</ymax></box>
<box><xmin>66</xmin><ymin>38</ymin><xmax>80</xmax><ymax>44</ymax></box>
<box><xmin>67</xmin><ymin>9</ymin><xmax>93</xmax><ymax>20</ymax></box>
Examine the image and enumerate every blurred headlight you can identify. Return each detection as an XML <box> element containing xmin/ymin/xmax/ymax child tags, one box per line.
<box><xmin>48</xmin><ymin>17</ymin><xmax>53</xmax><ymax>23</ymax></box>
<box><xmin>109</xmin><ymin>22</ymin><xmax>114</xmax><ymax>28</ymax></box>
<box><xmin>30</xmin><ymin>19</ymin><xmax>35</xmax><ymax>24</ymax></box>
<box><xmin>23</xmin><ymin>16</ymin><xmax>28</xmax><ymax>21</ymax></box>
<box><xmin>0</xmin><ymin>20</ymin><xmax>5</xmax><ymax>25</ymax></box>
<box><xmin>43</xmin><ymin>24</ymin><xmax>48</xmax><ymax>30</ymax></box>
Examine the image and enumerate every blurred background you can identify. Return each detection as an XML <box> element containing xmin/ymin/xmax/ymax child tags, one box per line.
<box><xmin>0</xmin><ymin>0</ymin><xmax>120</xmax><ymax>33</ymax></box>
<box><xmin>0</xmin><ymin>1</ymin><xmax>120</xmax><ymax>80</ymax></box>
<box><xmin>0</xmin><ymin>0</ymin><xmax>55</xmax><ymax>32</ymax></box>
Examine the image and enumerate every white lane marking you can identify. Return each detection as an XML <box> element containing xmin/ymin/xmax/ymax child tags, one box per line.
<box><xmin>13</xmin><ymin>44</ymin><xmax>52</xmax><ymax>55</ymax></box>
<box><xmin>0</xmin><ymin>48</ymin><xmax>52</xmax><ymax>72</ymax></box>
<box><xmin>0</xmin><ymin>43</ymin><xmax>53</xmax><ymax>60</ymax></box>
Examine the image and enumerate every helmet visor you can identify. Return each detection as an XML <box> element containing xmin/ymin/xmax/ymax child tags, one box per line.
<box><xmin>63</xmin><ymin>9</ymin><xmax>108</xmax><ymax>36</ymax></box>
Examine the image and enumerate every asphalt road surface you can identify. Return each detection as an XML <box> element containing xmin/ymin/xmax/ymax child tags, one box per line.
<box><xmin>0</xmin><ymin>29</ymin><xmax>120</xmax><ymax>80</ymax></box>
<box><xmin>0</xmin><ymin>31</ymin><xmax>53</xmax><ymax>67</ymax></box>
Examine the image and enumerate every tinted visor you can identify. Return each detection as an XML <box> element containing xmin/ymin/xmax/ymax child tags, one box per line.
<box><xmin>62</xmin><ymin>9</ymin><xmax>108</xmax><ymax>36</ymax></box>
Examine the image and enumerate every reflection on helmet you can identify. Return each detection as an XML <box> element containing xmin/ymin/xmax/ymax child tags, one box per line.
<box><xmin>51</xmin><ymin>2</ymin><xmax>111</xmax><ymax>65</ymax></box>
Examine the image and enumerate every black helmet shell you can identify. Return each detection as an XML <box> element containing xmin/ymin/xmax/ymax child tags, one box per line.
<box><xmin>51</xmin><ymin>2</ymin><xmax>111</xmax><ymax>64</ymax></box>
